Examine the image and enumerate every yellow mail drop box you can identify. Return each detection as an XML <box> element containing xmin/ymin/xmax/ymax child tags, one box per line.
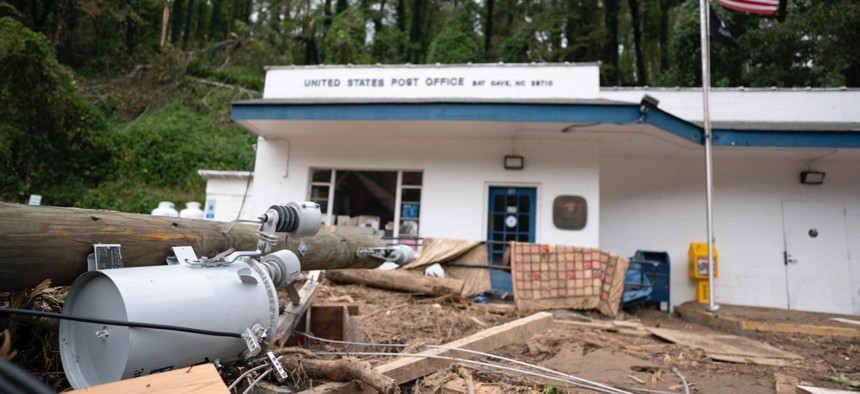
<box><xmin>688</xmin><ymin>243</ymin><xmax>718</xmax><ymax>280</ymax></box>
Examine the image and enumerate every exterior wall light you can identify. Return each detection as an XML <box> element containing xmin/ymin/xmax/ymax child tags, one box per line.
<box><xmin>639</xmin><ymin>94</ymin><xmax>660</xmax><ymax>114</ymax></box>
<box><xmin>800</xmin><ymin>171</ymin><xmax>825</xmax><ymax>185</ymax></box>
<box><xmin>504</xmin><ymin>155</ymin><xmax>524</xmax><ymax>170</ymax></box>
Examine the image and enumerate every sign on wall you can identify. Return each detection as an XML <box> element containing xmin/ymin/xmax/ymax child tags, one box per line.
<box><xmin>263</xmin><ymin>63</ymin><xmax>600</xmax><ymax>100</ymax></box>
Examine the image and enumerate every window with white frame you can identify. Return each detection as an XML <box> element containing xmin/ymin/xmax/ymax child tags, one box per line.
<box><xmin>308</xmin><ymin>169</ymin><xmax>422</xmax><ymax>238</ymax></box>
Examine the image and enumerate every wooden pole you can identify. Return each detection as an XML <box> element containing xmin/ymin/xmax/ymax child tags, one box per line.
<box><xmin>0</xmin><ymin>203</ymin><xmax>386</xmax><ymax>291</ymax></box>
<box><xmin>326</xmin><ymin>269</ymin><xmax>465</xmax><ymax>297</ymax></box>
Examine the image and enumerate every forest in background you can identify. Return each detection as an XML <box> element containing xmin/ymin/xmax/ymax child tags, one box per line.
<box><xmin>0</xmin><ymin>0</ymin><xmax>858</xmax><ymax>212</ymax></box>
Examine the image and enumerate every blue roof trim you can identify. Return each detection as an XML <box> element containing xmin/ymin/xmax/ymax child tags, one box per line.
<box><xmin>231</xmin><ymin>102</ymin><xmax>860</xmax><ymax>148</ymax></box>
<box><xmin>231</xmin><ymin>102</ymin><xmax>644</xmax><ymax>124</ymax></box>
<box><xmin>641</xmin><ymin>109</ymin><xmax>704</xmax><ymax>145</ymax></box>
<box><xmin>713</xmin><ymin>129</ymin><xmax>860</xmax><ymax>148</ymax></box>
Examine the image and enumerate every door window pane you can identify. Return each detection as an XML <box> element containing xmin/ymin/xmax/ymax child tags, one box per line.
<box><xmin>311</xmin><ymin>169</ymin><xmax>332</xmax><ymax>183</ymax></box>
<box><xmin>402</xmin><ymin>172</ymin><xmax>423</xmax><ymax>185</ymax></box>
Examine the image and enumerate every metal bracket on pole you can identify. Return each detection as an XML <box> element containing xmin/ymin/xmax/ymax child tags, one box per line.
<box><xmin>356</xmin><ymin>244</ymin><xmax>415</xmax><ymax>265</ymax></box>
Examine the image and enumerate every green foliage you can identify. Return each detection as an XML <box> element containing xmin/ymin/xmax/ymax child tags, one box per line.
<box><xmin>372</xmin><ymin>25</ymin><xmax>410</xmax><ymax>64</ymax></box>
<box><xmin>542</xmin><ymin>386</ymin><xmax>562</xmax><ymax>394</ymax></box>
<box><xmin>0</xmin><ymin>17</ymin><xmax>110</xmax><ymax>206</ymax></box>
<box><xmin>658</xmin><ymin>1</ymin><xmax>700</xmax><ymax>86</ymax></box>
<box><xmin>187</xmin><ymin>64</ymin><xmax>265</xmax><ymax>91</ymax></box>
<box><xmin>427</xmin><ymin>1</ymin><xmax>482</xmax><ymax>64</ymax></box>
<box><xmin>829</xmin><ymin>374</ymin><xmax>860</xmax><ymax>389</ymax></box>
<box><xmin>78</xmin><ymin>104</ymin><xmax>255</xmax><ymax>213</ymax></box>
<box><xmin>323</xmin><ymin>7</ymin><xmax>371</xmax><ymax>64</ymax></box>
<box><xmin>741</xmin><ymin>0</ymin><xmax>860</xmax><ymax>87</ymax></box>
<box><xmin>499</xmin><ymin>26</ymin><xmax>534</xmax><ymax>63</ymax></box>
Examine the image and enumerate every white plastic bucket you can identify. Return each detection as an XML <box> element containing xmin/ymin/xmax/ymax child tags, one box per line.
<box><xmin>59</xmin><ymin>260</ymin><xmax>278</xmax><ymax>389</ymax></box>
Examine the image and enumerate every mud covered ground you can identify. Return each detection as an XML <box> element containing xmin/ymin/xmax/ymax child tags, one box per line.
<box><xmin>2</xmin><ymin>280</ymin><xmax>858</xmax><ymax>393</ymax></box>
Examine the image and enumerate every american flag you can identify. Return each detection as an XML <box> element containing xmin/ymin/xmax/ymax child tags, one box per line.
<box><xmin>717</xmin><ymin>0</ymin><xmax>779</xmax><ymax>14</ymax></box>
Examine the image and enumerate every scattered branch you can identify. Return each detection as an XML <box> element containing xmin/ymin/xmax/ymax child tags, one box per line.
<box><xmin>0</xmin><ymin>330</ymin><xmax>17</xmax><ymax>361</ymax></box>
<box><xmin>278</xmin><ymin>353</ymin><xmax>400</xmax><ymax>394</ymax></box>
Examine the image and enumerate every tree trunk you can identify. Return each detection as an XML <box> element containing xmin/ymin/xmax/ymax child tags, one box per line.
<box><xmin>603</xmin><ymin>0</ymin><xmax>620</xmax><ymax>85</ymax></box>
<box><xmin>484</xmin><ymin>0</ymin><xmax>494</xmax><ymax>61</ymax></box>
<box><xmin>326</xmin><ymin>269</ymin><xmax>464</xmax><ymax>296</ymax></box>
<box><xmin>0</xmin><ymin>203</ymin><xmax>387</xmax><ymax>291</ymax></box>
<box><xmin>182</xmin><ymin>0</ymin><xmax>196</xmax><ymax>49</ymax></box>
<box><xmin>209</xmin><ymin>0</ymin><xmax>225</xmax><ymax>40</ymax></box>
<box><xmin>658</xmin><ymin>0</ymin><xmax>670</xmax><ymax>74</ymax></box>
<box><xmin>324</xmin><ymin>0</ymin><xmax>334</xmax><ymax>29</ymax></box>
<box><xmin>171</xmin><ymin>0</ymin><xmax>185</xmax><ymax>43</ymax></box>
<box><xmin>335</xmin><ymin>0</ymin><xmax>348</xmax><ymax>14</ymax></box>
<box><xmin>627</xmin><ymin>0</ymin><xmax>646</xmax><ymax>85</ymax></box>
<box><xmin>776</xmin><ymin>0</ymin><xmax>787</xmax><ymax>23</ymax></box>
<box><xmin>409</xmin><ymin>0</ymin><xmax>426</xmax><ymax>63</ymax></box>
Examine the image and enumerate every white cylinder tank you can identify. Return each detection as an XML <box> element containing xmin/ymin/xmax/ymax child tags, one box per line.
<box><xmin>151</xmin><ymin>201</ymin><xmax>179</xmax><ymax>217</ymax></box>
<box><xmin>179</xmin><ymin>202</ymin><xmax>205</xmax><ymax>219</ymax></box>
<box><xmin>59</xmin><ymin>260</ymin><xmax>279</xmax><ymax>389</ymax></box>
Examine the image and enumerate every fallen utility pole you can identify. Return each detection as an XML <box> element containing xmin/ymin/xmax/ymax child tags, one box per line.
<box><xmin>0</xmin><ymin>203</ymin><xmax>386</xmax><ymax>291</ymax></box>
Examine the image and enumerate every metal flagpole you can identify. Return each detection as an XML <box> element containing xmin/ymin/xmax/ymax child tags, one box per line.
<box><xmin>699</xmin><ymin>0</ymin><xmax>719</xmax><ymax>311</ymax></box>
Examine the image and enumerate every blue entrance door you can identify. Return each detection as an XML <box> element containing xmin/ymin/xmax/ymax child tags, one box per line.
<box><xmin>487</xmin><ymin>187</ymin><xmax>536</xmax><ymax>295</ymax></box>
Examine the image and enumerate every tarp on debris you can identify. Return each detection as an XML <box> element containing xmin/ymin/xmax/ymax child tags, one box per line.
<box><xmin>510</xmin><ymin>242</ymin><xmax>629</xmax><ymax>316</ymax></box>
<box><xmin>402</xmin><ymin>238</ymin><xmax>481</xmax><ymax>270</ymax></box>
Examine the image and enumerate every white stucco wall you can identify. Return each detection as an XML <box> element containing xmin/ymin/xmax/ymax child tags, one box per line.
<box><xmin>600</xmin><ymin>154</ymin><xmax>860</xmax><ymax>313</ymax></box>
<box><xmin>247</xmin><ymin>134</ymin><xmax>601</xmax><ymax>247</ymax></box>
<box><xmin>201</xmin><ymin>175</ymin><xmax>254</xmax><ymax>222</ymax></box>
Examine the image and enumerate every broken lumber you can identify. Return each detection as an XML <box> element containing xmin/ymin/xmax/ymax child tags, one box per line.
<box><xmin>774</xmin><ymin>373</ymin><xmax>802</xmax><ymax>394</ymax></box>
<box><xmin>470</xmin><ymin>303</ymin><xmax>516</xmax><ymax>315</ymax></box>
<box><xmin>296</xmin><ymin>311</ymin><xmax>553</xmax><ymax>394</ymax></box>
<box><xmin>646</xmin><ymin>327</ymin><xmax>803</xmax><ymax>363</ymax></box>
<box><xmin>70</xmin><ymin>363</ymin><xmax>227</xmax><ymax>393</ymax></box>
<box><xmin>0</xmin><ymin>203</ymin><xmax>386</xmax><ymax>290</ymax></box>
<box><xmin>326</xmin><ymin>269</ymin><xmax>465</xmax><ymax>297</ymax></box>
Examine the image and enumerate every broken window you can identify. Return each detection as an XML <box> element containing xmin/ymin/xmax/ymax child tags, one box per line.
<box><xmin>308</xmin><ymin>169</ymin><xmax>422</xmax><ymax>237</ymax></box>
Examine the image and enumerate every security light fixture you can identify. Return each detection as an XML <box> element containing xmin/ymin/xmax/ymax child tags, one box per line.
<box><xmin>639</xmin><ymin>94</ymin><xmax>660</xmax><ymax>114</ymax></box>
<box><xmin>504</xmin><ymin>155</ymin><xmax>524</xmax><ymax>170</ymax></box>
<box><xmin>800</xmin><ymin>171</ymin><xmax>825</xmax><ymax>185</ymax></box>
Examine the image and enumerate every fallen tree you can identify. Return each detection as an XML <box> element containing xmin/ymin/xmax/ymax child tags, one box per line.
<box><xmin>0</xmin><ymin>203</ymin><xmax>386</xmax><ymax>291</ymax></box>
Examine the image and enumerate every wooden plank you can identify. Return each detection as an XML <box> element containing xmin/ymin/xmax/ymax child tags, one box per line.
<box><xmin>308</xmin><ymin>305</ymin><xmax>349</xmax><ymax>340</ymax></box>
<box><xmin>647</xmin><ymin>327</ymin><xmax>802</xmax><ymax>360</ymax></box>
<box><xmin>297</xmin><ymin>312</ymin><xmax>554</xmax><ymax>394</ymax></box>
<box><xmin>71</xmin><ymin>363</ymin><xmax>227</xmax><ymax>394</ymax></box>
<box><xmin>673</xmin><ymin>304</ymin><xmax>745</xmax><ymax>336</ymax></box>
<box><xmin>282</xmin><ymin>305</ymin><xmax>350</xmax><ymax>346</ymax></box>
<box><xmin>774</xmin><ymin>373</ymin><xmax>802</xmax><ymax>394</ymax></box>
<box><xmin>831</xmin><ymin>317</ymin><xmax>860</xmax><ymax>327</ymax></box>
<box><xmin>555</xmin><ymin>320</ymin><xmax>615</xmax><ymax>330</ymax></box>
<box><xmin>470</xmin><ymin>303</ymin><xmax>516</xmax><ymax>315</ymax></box>
<box><xmin>326</xmin><ymin>269</ymin><xmax>465</xmax><ymax>297</ymax></box>
<box><xmin>276</xmin><ymin>271</ymin><xmax>321</xmax><ymax>347</ymax></box>
<box><xmin>741</xmin><ymin>321</ymin><xmax>860</xmax><ymax>338</ymax></box>
<box><xmin>710</xmin><ymin>354</ymin><xmax>800</xmax><ymax>366</ymax></box>
<box><xmin>675</xmin><ymin>303</ymin><xmax>860</xmax><ymax>338</ymax></box>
